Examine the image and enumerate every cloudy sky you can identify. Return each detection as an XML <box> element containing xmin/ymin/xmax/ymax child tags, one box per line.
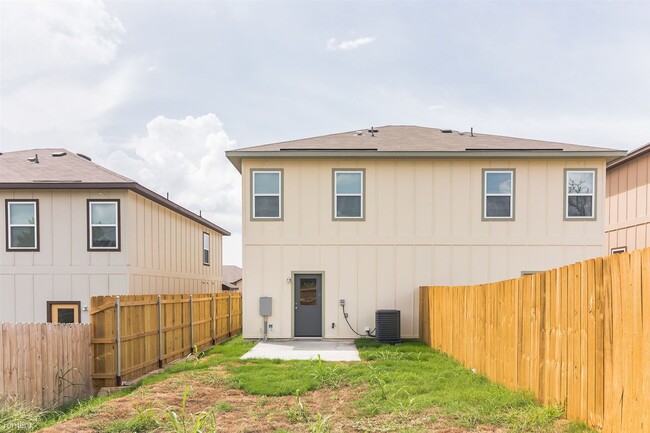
<box><xmin>2</xmin><ymin>1</ymin><xmax>650</xmax><ymax>265</ymax></box>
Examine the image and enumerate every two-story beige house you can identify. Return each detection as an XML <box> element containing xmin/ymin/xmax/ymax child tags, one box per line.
<box><xmin>1</xmin><ymin>149</ymin><xmax>230</xmax><ymax>324</ymax></box>
<box><xmin>605</xmin><ymin>141</ymin><xmax>650</xmax><ymax>253</ymax></box>
<box><xmin>227</xmin><ymin>125</ymin><xmax>624</xmax><ymax>340</ymax></box>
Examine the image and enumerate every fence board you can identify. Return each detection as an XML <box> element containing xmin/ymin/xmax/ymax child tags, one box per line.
<box><xmin>0</xmin><ymin>323</ymin><xmax>92</xmax><ymax>408</ymax></box>
<box><xmin>91</xmin><ymin>292</ymin><xmax>242</xmax><ymax>389</ymax></box>
<box><xmin>420</xmin><ymin>247</ymin><xmax>650</xmax><ymax>433</ymax></box>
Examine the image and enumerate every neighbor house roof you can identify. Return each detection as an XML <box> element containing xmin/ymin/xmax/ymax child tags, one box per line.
<box><xmin>606</xmin><ymin>142</ymin><xmax>650</xmax><ymax>170</ymax></box>
<box><xmin>226</xmin><ymin>125</ymin><xmax>626</xmax><ymax>172</ymax></box>
<box><xmin>0</xmin><ymin>148</ymin><xmax>230</xmax><ymax>235</ymax></box>
<box><xmin>222</xmin><ymin>265</ymin><xmax>242</xmax><ymax>284</ymax></box>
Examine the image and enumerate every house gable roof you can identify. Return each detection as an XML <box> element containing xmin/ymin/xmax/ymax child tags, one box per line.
<box><xmin>226</xmin><ymin>125</ymin><xmax>626</xmax><ymax>172</ymax></box>
<box><xmin>606</xmin><ymin>142</ymin><xmax>650</xmax><ymax>170</ymax></box>
<box><xmin>0</xmin><ymin>148</ymin><xmax>230</xmax><ymax>235</ymax></box>
<box><xmin>222</xmin><ymin>265</ymin><xmax>242</xmax><ymax>284</ymax></box>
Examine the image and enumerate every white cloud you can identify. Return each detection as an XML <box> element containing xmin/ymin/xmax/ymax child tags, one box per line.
<box><xmin>327</xmin><ymin>36</ymin><xmax>376</xmax><ymax>51</ymax></box>
<box><xmin>1</xmin><ymin>0</ymin><xmax>125</xmax><ymax>81</ymax></box>
<box><xmin>105</xmin><ymin>114</ymin><xmax>242</xmax><ymax>239</ymax></box>
<box><xmin>0</xmin><ymin>0</ymin><xmax>143</xmax><ymax>148</ymax></box>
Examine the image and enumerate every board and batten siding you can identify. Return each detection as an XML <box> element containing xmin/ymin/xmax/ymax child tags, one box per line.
<box><xmin>1</xmin><ymin>189</ymin><xmax>223</xmax><ymax>323</ymax></box>
<box><xmin>242</xmin><ymin>158</ymin><xmax>607</xmax><ymax>339</ymax></box>
<box><xmin>125</xmin><ymin>190</ymin><xmax>223</xmax><ymax>295</ymax></box>
<box><xmin>606</xmin><ymin>153</ymin><xmax>650</xmax><ymax>253</ymax></box>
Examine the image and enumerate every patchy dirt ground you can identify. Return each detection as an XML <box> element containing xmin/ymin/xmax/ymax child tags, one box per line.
<box><xmin>38</xmin><ymin>365</ymin><xmax>513</xmax><ymax>433</ymax></box>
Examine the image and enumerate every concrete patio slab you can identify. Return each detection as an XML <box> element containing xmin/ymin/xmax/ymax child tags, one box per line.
<box><xmin>240</xmin><ymin>340</ymin><xmax>361</xmax><ymax>362</ymax></box>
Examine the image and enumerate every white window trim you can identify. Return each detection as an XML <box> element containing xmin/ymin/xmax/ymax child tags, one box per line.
<box><xmin>334</xmin><ymin>170</ymin><xmax>364</xmax><ymax>220</ymax></box>
<box><xmin>88</xmin><ymin>201</ymin><xmax>119</xmax><ymax>250</ymax></box>
<box><xmin>483</xmin><ymin>170</ymin><xmax>514</xmax><ymax>220</ymax></box>
<box><xmin>565</xmin><ymin>170</ymin><xmax>596</xmax><ymax>219</ymax></box>
<box><xmin>611</xmin><ymin>247</ymin><xmax>627</xmax><ymax>254</ymax></box>
<box><xmin>7</xmin><ymin>201</ymin><xmax>38</xmax><ymax>250</ymax></box>
<box><xmin>203</xmin><ymin>232</ymin><xmax>210</xmax><ymax>265</ymax></box>
<box><xmin>252</xmin><ymin>170</ymin><xmax>282</xmax><ymax>219</ymax></box>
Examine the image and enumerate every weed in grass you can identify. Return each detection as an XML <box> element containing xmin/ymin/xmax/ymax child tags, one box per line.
<box><xmin>100</xmin><ymin>407</ymin><xmax>158</xmax><ymax>433</ymax></box>
<box><xmin>233</xmin><ymin>362</ymin><xmax>318</xmax><ymax>395</ymax></box>
<box><xmin>366</xmin><ymin>364</ymin><xmax>388</xmax><ymax>400</ymax></box>
<box><xmin>286</xmin><ymin>390</ymin><xmax>311</xmax><ymax>423</ymax></box>
<box><xmin>257</xmin><ymin>397</ymin><xmax>269</xmax><ymax>407</ymax></box>
<box><xmin>161</xmin><ymin>386</ymin><xmax>217</xmax><ymax>433</ymax></box>
<box><xmin>214</xmin><ymin>402</ymin><xmax>233</xmax><ymax>413</ymax></box>
<box><xmin>0</xmin><ymin>397</ymin><xmax>49</xmax><ymax>433</ymax></box>
<box><xmin>308</xmin><ymin>413</ymin><xmax>332</xmax><ymax>433</ymax></box>
<box><xmin>310</xmin><ymin>355</ymin><xmax>343</xmax><ymax>388</ymax></box>
<box><xmin>565</xmin><ymin>420</ymin><xmax>599</xmax><ymax>433</ymax></box>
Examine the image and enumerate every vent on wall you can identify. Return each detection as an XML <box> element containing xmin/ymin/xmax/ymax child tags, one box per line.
<box><xmin>375</xmin><ymin>309</ymin><xmax>401</xmax><ymax>344</ymax></box>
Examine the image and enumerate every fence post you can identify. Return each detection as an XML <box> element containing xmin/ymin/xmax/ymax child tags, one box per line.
<box><xmin>189</xmin><ymin>295</ymin><xmax>194</xmax><ymax>354</ymax></box>
<box><xmin>157</xmin><ymin>295</ymin><xmax>163</xmax><ymax>368</ymax></box>
<box><xmin>228</xmin><ymin>294</ymin><xmax>233</xmax><ymax>337</ymax></box>
<box><xmin>115</xmin><ymin>296</ymin><xmax>122</xmax><ymax>386</ymax></box>
<box><xmin>211</xmin><ymin>294</ymin><xmax>216</xmax><ymax>345</ymax></box>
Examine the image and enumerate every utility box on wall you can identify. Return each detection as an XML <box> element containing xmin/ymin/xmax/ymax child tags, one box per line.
<box><xmin>259</xmin><ymin>297</ymin><xmax>272</xmax><ymax>316</ymax></box>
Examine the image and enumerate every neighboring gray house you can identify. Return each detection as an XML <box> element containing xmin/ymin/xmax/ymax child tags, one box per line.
<box><xmin>222</xmin><ymin>265</ymin><xmax>242</xmax><ymax>291</ymax></box>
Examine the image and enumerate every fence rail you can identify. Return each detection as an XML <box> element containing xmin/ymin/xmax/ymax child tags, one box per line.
<box><xmin>419</xmin><ymin>248</ymin><xmax>650</xmax><ymax>433</ymax></box>
<box><xmin>0</xmin><ymin>323</ymin><xmax>93</xmax><ymax>408</ymax></box>
<box><xmin>91</xmin><ymin>292</ymin><xmax>242</xmax><ymax>389</ymax></box>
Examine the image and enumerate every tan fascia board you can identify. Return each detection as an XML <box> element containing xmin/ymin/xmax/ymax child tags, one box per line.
<box><xmin>0</xmin><ymin>182</ymin><xmax>231</xmax><ymax>236</ymax></box>
<box><xmin>226</xmin><ymin>149</ymin><xmax>627</xmax><ymax>172</ymax></box>
<box><xmin>607</xmin><ymin>142</ymin><xmax>650</xmax><ymax>170</ymax></box>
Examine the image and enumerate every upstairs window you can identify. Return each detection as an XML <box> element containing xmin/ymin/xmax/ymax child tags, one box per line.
<box><xmin>566</xmin><ymin>170</ymin><xmax>596</xmax><ymax>219</ymax></box>
<box><xmin>334</xmin><ymin>170</ymin><xmax>364</xmax><ymax>220</ymax></box>
<box><xmin>203</xmin><ymin>232</ymin><xmax>210</xmax><ymax>265</ymax></box>
<box><xmin>483</xmin><ymin>170</ymin><xmax>514</xmax><ymax>220</ymax></box>
<box><xmin>88</xmin><ymin>200</ymin><xmax>120</xmax><ymax>250</ymax></box>
<box><xmin>252</xmin><ymin>170</ymin><xmax>282</xmax><ymax>219</ymax></box>
<box><xmin>6</xmin><ymin>200</ymin><xmax>39</xmax><ymax>250</ymax></box>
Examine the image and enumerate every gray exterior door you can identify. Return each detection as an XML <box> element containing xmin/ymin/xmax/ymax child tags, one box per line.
<box><xmin>294</xmin><ymin>274</ymin><xmax>322</xmax><ymax>337</ymax></box>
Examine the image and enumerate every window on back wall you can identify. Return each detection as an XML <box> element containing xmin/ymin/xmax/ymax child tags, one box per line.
<box><xmin>6</xmin><ymin>200</ymin><xmax>39</xmax><ymax>251</ymax></box>
<box><xmin>333</xmin><ymin>169</ymin><xmax>364</xmax><ymax>220</ymax></box>
<box><xmin>251</xmin><ymin>170</ymin><xmax>282</xmax><ymax>219</ymax></box>
<box><xmin>483</xmin><ymin>170</ymin><xmax>514</xmax><ymax>220</ymax></box>
<box><xmin>566</xmin><ymin>170</ymin><xmax>596</xmax><ymax>219</ymax></box>
<box><xmin>88</xmin><ymin>200</ymin><xmax>120</xmax><ymax>250</ymax></box>
<box><xmin>203</xmin><ymin>232</ymin><xmax>210</xmax><ymax>265</ymax></box>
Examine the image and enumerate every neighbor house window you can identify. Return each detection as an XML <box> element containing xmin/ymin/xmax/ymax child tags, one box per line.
<box><xmin>483</xmin><ymin>170</ymin><xmax>514</xmax><ymax>219</ymax></box>
<box><xmin>88</xmin><ymin>200</ymin><xmax>120</xmax><ymax>250</ymax></box>
<box><xmin>47</xmin><ymin>302</ymin><xmax>80</xmax><ymax>323</ymax></box>
<box><xmin>611</xmin><ymin>247</ymin><xmax>627</xmax><ymax>254</ymax></box>
<box><xmin>566</xmin><ymin>170</ymin><xmax>596</xmax><ymax>219</ymax></box>
<box><xmin>252</xmin><ymin>170</ymin><xmax>282</xmax><ymax>219</ymax></box>
<box><xmin>203</xmin><ymin>232</ymin><xmax>210</xmax><ymax>265</ymax></box>
<box><xmin>333</xmin><ymin>170</ymin><xmax>364</xmax><ymax>219</ymax></box>
<box><xmin>6</xmin><ymin>200</ymin><xmax>39</xmax><ymax>251</ymax></box>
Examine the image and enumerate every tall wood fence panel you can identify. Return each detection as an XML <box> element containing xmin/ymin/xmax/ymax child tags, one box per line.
<box><xmin>419</xmin><ymin>249</ymin><xmax>650</xmax><ymax>433</ymax></box>
<box><xmin>0</xmin><ymin>323</ymin><xmax>93</xmax><ymax>408</ymax></box>
<box><xmin>91</xmin><ymin>292</ymin><xmax>242</xmax><ymax>389</ymax></box>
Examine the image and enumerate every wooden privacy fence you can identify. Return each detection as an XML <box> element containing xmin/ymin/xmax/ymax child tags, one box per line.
<box><xmin>91</xmin><ymin>292</ymin><xmax>242</xmax><ymax>389</ymax></box>
<box><xmin>0</xmin><ymin>323</ymin><xmax>93</xmax><ymax>408</ymax></box>
<box><xmin>419</xmin><ymin>248</ymin><xmax>650</xmax><ymax>433</ymax></box>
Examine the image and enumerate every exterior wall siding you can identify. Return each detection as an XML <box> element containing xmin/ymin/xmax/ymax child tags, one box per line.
<box><xmin>1</xmin><ymin>189</ymin><xmax>223</xmax><ymax>323</ymax></box>
<box><xmin>606</xmin><ymin>153</ymin><xmax>650</xmax><ymax>253</ymax></box>
<box><xmin>241</xmin><ymin>157</ymin><xmax>607</xmax><ymax>339</ymax></box>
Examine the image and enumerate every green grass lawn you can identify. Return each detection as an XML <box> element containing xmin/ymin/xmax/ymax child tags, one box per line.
<box><xmin>10</xmin><ymin>337</ymin><xmax>596</xmax><ymax>433</ymax></box>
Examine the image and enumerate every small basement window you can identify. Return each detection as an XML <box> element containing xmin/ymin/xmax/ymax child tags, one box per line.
<box><xmin>47</xmin><ymin>302</ymin><xmax>80</xmax><ymax>323</ymax></box>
